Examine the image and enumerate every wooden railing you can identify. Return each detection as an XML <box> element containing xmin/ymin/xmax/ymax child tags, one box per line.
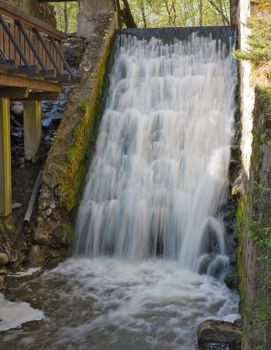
<box><xmin>0</xmin><ymin>0</ymin><xmax>78</xmax><ymax>83</ymax></box>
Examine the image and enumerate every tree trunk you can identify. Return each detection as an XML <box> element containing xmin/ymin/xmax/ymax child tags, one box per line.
<box><xmin>207</xmin><ymin>0</ymin><xmax>230</xmax><ymax>25</ymax></box>
<box><xmin>64</xmin><ymin>2</ymin><xmax>68</xmax><ymax>33</ymax></box>
<box><xmin>199</xmin><ymin>0</ymin><xmax>203</xmax><ymax>26</ymax></box>
<box><xmin>114</xmin><ymin>0</ymin><xmax>123</xmax><ymax>28</ymax></box>
<box><xmin>121</xmin><ymin>0</ymin><xmax>137</xmax><ymax>28</ymax></box>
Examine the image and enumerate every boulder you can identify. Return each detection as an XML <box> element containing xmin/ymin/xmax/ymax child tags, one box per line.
<box><xmin>197</xmin><ymin>320</ymin><xmax>241</xmax><ymax>349</ymax></box>
<box><xmin>29</xmin><ymin>245</ymin><xmax>44</xmax><ymax>266</ymax></box>
<box><xmin>11</xmin><ymin>103</ymin><xmax>23</xmax><ymax>118</ymax></box>
<box><xmin>0</xmin><ymin>253</ymin><xmax>9</xmax><ymax>266</ymax></box>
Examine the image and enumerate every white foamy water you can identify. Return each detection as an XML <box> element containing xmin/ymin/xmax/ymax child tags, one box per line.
<box><xmin>75</xmin><ymin>34</ymin><xmax>236</xmax><ymax>275</ymax></box>
<box><xmin>0</xmin><ymin>258</ymin><xmax>239</xmax><ymax>349</ymax></box>
<box><xmin>0</xmin><ymin>293</ymin><xmax>44</xmax><ymax>332</ymax></box>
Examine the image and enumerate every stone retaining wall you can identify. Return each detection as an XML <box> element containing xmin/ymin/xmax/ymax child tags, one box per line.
<box><xmin>30</xmin><ymin>13</ymin><xmax>117</xmax><ymax>267</ymax></box>
<box><xmin>236</xmin><ymin>1</ymin><xmax>271</xmax><ymax>349</ymax></box>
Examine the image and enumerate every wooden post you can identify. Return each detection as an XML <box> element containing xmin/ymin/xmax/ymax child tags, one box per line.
<box><xmin>0</xmin><ymin>98</ymin><xmax>12</xmax><ymax>217</ymax></box>
<box><xmin>23</xmin><ymin>101</ymin><xmax>41</xmax><ymax>160</ymax></box>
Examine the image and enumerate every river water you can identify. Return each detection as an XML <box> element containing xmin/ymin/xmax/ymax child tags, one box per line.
<box><xmin>0</xmin><ymin>33</ymin><xmax>238</xmax><ymax>350</ymax></box>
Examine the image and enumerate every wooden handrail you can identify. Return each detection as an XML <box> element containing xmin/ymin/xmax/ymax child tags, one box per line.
<box><xmin>0</xmin><ymin>0</ymin><xmax>66</xmax><ymax>40</ymax></box>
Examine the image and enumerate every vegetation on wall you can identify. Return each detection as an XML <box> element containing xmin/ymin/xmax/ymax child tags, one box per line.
<box><xmin>235</xmin><ymin>1</ymin><xmax>271</xmax><ymax>69</ymax></box>
<box><xmin>234</xmin><ymin>1</ymin><xmax>271</xmax><ymax>348</ymax></box>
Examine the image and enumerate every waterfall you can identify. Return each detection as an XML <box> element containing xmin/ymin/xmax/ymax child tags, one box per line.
<box><xmin>0</xmin><ymin>31</ymin><xmax>239</xmax><ymax>350</ymax></box>
<box><xmin>75</xmin><ymin>33</ymin><xmax>236</xmax><ymax>276</ymax></box>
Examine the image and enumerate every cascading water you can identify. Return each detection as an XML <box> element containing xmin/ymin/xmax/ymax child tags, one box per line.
<box><xmin>0</xmin><ymin>31</ymin><xmax>239</xmax><ymax>350</ymax></box>
<box><xmin>75</xmin><ymin>33</ymin><xmax>235</xmax><ymax>276</ymax></box>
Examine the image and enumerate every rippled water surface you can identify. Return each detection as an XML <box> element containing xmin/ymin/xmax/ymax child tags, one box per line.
<box><xmin>1</xmin><ymin>258</ymin><xmax>238</xmax><ymax>350</ymax></box>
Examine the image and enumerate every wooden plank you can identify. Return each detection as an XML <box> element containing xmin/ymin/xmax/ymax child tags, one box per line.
<box><xmin>0</xmin><ymin>72</ymin><xmax>62</xmax><ymax>92</ymax></box>
<box><xmin>50</xmin><ymin>37</ymin><xmax>74</xmax><ymax>77</ymax></box>
<box><xmin>0</xmin><ymin>0</ymin><xmax>66</xmax><ymax>40</ymax></box>
<box><xmin>0</xmin><ymin>14</ymin><xmax>30</xmax><ymax>67</ymax></box>
<box><xmin>12</xmin><ymin>91</ymin><xmax>61</xmax><ymax>101</ymax></box>
<box><xmin>34</xmin><ymin>29</ymin><xmax>61</xmax><ymax>76</ymax></box>
<box><xmin>15</xmin><ymin>20</ymin><xmax>48</xmax><ymax>73</ymax></box>
<box><xmin>0</xmin><ymin>87</ymin><xmax>29</xmax><ymax>98</ymax></box>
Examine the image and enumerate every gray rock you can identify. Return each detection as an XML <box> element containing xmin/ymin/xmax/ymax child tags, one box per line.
<box><xmin>0</xmin><ymin>253</ymin><xmax>9</xmax><ymax>265</ymax></box>
<box><xmin>49</xmin><ymin>202</ymin><xmax>56</xmax><ymax>209</ymax></box>
<box><xmin>46</xmin><ymin>208</ymin><xmax>52</xmax><ymax>216</ymax></box>
<box><xmin>12</xmin><ymin>202</ymin><xmax>22</xmax><ymax>210</ymax></box>
<box><xmin>197</xmin><ymin>320</ymin><xmax>241</xmax><ymax>349</ymax></box>
<box><xmin>40</xmin><ymin>191</ymin><xmax>51</xmax><ymax>200</ymax></box>
<box><xmin>11</xmin><ymin>103</ymin><xmax>23</xmax><ymax>117</ymax></box>
<box><xmin>33</xmin><ymin>230</ymin><xmax>48</xmax><ymax>245</ymax></box>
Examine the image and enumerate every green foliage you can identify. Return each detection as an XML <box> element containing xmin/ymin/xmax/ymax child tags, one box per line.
<box><xmin>255</xmin><ymin>299</ymin><xmax>271</xmax><ymax>322</ymax></box>
<box><xmin>60</xmin><ymin>32</ymin><xmax>115</xmax><ymax>211</ymax></box>
<box><xmin>127</xmin><ymin>0</ymin><xmax>230</xmax><ymax>28</ymax></box>
<box><xmin>51</xmin><ymin>2</ymin><xmax>78</xmax><ymax>33</ymax></box>
<box><xmin>78</xmin><ymin>99</ymin><xmax>90</xmax><ymax>114</ymax></box>
<box><xmin>234</xmin><ymin>15</ymin><xmax>271</xmax><ymax>66</ymax></box>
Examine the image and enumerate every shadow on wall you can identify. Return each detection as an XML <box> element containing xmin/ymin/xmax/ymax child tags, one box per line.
<box><xmin>238</xmin><ymin>85</ymin><xmax>271</xmax><ymax>350</ymax></box>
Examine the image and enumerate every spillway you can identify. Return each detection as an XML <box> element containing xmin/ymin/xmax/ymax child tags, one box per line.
<box><xmin>75</xmin><ymin>30</ymin><xmax>236</xmax><ymax>276</ymax></box>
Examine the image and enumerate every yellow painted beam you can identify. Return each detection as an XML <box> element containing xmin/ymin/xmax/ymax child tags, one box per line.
<box><xmin>24</xmin><ymin>101</ymin><xmax>42</xmax><ymax>161</ymax></box>
<box><xmin>0</xmin><ymin>98</ymin><xmax>12</xmax><ymax>217</ymax></box>
<box><xmin>0</xmin><ymin>73</ymin><xmax>62</xmax><ymax>93</ymax></box>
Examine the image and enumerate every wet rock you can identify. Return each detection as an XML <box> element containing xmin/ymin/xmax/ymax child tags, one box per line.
<box><xmin>0</xmin><ymin>253</ymin><xmax>9</xmax><ymax>266</ymax></box>
<box><xmin>197</xmin><ymin>320</ymin><xmax>241</xmax><ymax>349</ymax></box>
<box><xmin>42</xmin><ymin>117</ymin><xmax>53</xmax><ymax>129</ymax></box>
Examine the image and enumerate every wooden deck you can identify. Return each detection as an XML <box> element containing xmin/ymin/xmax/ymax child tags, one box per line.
<box><xmin>0</xmin><ymin>0</ymin><xmax>79</xmax><ymax>98</ymax></box>
<box><xmin>0</xmin><ymin>1</ymin><xmax>80</xmax><ymax>217</ymax></box>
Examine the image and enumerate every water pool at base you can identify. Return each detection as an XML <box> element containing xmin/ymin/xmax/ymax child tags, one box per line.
<box><xmin>1</xmin><ymin>258</ymin><xmax>239</xmax><ymax>350</ymax></box>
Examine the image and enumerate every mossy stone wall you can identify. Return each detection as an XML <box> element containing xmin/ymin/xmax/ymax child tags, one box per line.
<box><xmin>30</xmin><ymin>14</ymin><xmax>117</xmax><ymax>268</ymax></box>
